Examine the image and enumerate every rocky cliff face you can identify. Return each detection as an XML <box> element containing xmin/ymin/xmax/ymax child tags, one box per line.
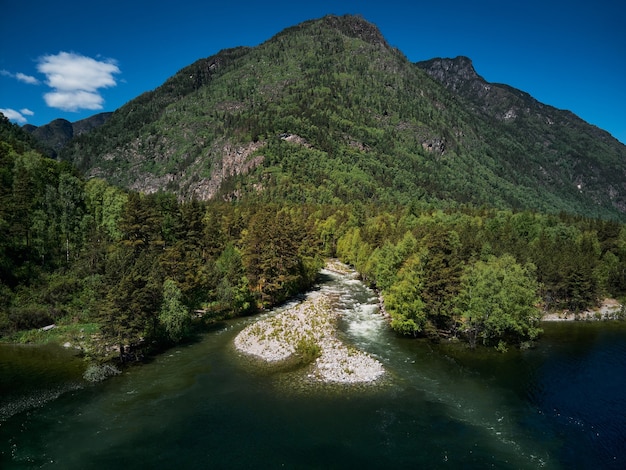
<box><xmin>417</xmin><ymin>56</ymin><xmax>484</xmax><ymax>94</ymax></box>
<box><xmin>416</xmin><ymin>56</ymin><xmax>546</xmax><ymax>121</ymax></box>
<box><xmin>72</xmin><ymin>112</ymin><xmax>113</xmax><ymax>136</ymax></box>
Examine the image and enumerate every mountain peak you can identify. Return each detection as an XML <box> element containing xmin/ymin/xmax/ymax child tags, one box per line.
<box><xmin>274</xmin><ymin>14</ymin><xmax>390</xmax><ymax>51</ymax></box>
<box><xmin>416</xmin><ymin>56</ymin><xmax>484</xmax><ymax>92</ymax></box>
<box><xmin>320</xmin><ymin>14</ymin><xmax>388</xmax><ymax>47</ymax></box>
<box><xmin>23</xmin><ymin>112</ymin><xmax>112</xmax><ymax>157</ymax></box>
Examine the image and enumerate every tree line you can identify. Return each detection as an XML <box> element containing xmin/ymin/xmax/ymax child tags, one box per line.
<box><xmin>332</xmin><ymin>205</ymin><xmax>626</xmax><ymax>348</ymax></box>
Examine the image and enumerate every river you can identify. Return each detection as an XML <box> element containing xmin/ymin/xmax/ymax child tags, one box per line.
<box><xmin>1</xmin><ymin>266</ymin><xmax>625</xmax><ymax>469</ymax></box>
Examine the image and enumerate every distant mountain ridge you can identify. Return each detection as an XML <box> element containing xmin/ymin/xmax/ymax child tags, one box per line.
<box><xmin>54</xmin><ymin>15</ymin><xmax>626</xmax><ymax>220</ymax></box>
<box><xmin>416</xmin><ymin>56</ymin><xmax>626</xmax><ymax>212</ymax></box>
<box><xmin>23</xmin><ymin>112</ymin><xmax>112</xmax><ymax>156</ymax></box>
<box><xmin>416</xmin><ymin>56</ymin><xmax>616</xmax><ymax>142</ymax></box>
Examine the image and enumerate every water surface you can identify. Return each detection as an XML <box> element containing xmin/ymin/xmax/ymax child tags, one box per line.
<box><xmin>1</xmin><ymin>268</ymin><xmax>625</xmax><ymax>469</ymax></box>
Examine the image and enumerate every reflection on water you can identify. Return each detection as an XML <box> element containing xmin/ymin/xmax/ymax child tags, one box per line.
<box><xmin>0</xmin><ymin>343</ymin><xmax>85</xmax><ymax>422</ymax></box>
<box><xmin>1</xmin><ymin>267</ymin><xmax>625</xmax><ymax>469</ymax></box>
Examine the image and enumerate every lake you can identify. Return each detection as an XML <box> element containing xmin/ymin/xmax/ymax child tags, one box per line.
<box><xmin>1</xmin><ymin>267</ymin><xmax>625</xmax><ymax>469</ymax></box>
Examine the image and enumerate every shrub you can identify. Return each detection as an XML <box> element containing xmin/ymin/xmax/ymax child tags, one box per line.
<box><xmin>295</xmin><ymin>337</ymin><xmax>321</xmax><ymax>364</ymax></box>
<box><xmin>83</xmin><ymin>363</ymin><xmax>122</xmax><ymax>383</ymax></box>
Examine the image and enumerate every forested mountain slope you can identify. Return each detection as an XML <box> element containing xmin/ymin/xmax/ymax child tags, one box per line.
<box><xmin>416</xmin><ymin>56</ymin><xmax>626</xmax><ymax>215</ymax></box>
<box><xmin>59</xmin><ymin>15</ymin><xmax>626</xmax><ymax>221</ymax></box>
<box><xmin>6</xmin><ymin>15</ymin><xmax>626</xmax><ymax>354</ymax></box>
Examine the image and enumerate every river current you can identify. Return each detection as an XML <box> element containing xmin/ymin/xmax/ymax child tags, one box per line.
<box><xmin>1</xmin><ymin>266</ymin><xmax>625</xmax><ymax>469</ymax></box>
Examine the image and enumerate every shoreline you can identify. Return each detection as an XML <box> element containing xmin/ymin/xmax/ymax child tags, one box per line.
<box><xmin>233</xmin><ymin>291</ymin><xmax>385</xmax><ymax>384</ymax></box>
<box><xmin>541</xmin><ymin>298</ymin><xmax>623</xmax><ymax>322</ymax></box>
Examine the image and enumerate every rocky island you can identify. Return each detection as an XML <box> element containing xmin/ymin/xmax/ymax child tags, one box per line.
<box><xmin>234</xmin><ymin>292</ymin><xmax>385</xmax><ymax>384</ymax></box>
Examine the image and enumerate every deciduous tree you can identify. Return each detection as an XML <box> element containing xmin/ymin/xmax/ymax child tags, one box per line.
<box><xmin>454</xmin><ymin>254</ymin><xmax>541</xmax><ymax>349</ymax></box>
<box><xmin>159</xmin><ymin>278</ymin><xmax>192</xmax><ymax>343</ymax></box>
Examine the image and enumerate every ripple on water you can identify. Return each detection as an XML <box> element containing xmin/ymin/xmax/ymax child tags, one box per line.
<box><xmin>0</xmin><ymin>382</ymin><xmax>84</xmax><ymax>422</ymax></box>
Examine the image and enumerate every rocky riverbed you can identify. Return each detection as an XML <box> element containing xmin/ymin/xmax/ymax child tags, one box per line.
<box><xmin>234</xmin><ymin>292</ymin><xmax>385</xmax><ymax>384</ymax></box>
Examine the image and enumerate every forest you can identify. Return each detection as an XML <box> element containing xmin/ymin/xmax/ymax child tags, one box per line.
<box><xmin>2</xmin><ymin>115</ymin><xmax>626</xmax><ymax>363</ymax></box>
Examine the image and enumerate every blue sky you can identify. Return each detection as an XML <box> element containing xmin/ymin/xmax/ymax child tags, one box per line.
<box><xmin>1</xmin><ymin>0</ymin><xmax>625</xmax><ymax>144</ymax></box>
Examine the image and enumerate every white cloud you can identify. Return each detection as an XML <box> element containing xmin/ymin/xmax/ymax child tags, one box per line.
<box><xmin>20</xmin><ymin>108</ymin><xmax>34</xmax><ymax>116</ymax></box>
<box><xmin>0</xmin><ymin>108</ymin><xmax>31</xmax><ymax>124</ymax></box>
<box><xmin>37</xmin><ymin>52</ymin><xmax>121</xmax><ymax>112</ymax></box>
<box><xmin>15</xmin><ymin>72</ymin><xmax>40</xmax><ymax>85</ymax></box>
<box><xmin>43</xmin><ymin>90</ymin><xmax>104</xmax><ymax>111</ymax></box>
<box><xmin>0</xmin><ymin>69</ymin><xmax>40</xmax><ymax>85</ymax></box>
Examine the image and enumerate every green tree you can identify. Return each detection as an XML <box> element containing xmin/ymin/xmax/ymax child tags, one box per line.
<box><xmin>419</xmin><ymin>229</ymin><xmax>463</xmax><ymax>328</ymax></box>
<box><xmin>367</xmin><ymin>242</ymin><xmax>399</xmax><ymax>291</ymax></box>
<box><xmin>118</xmin><ymin>192</ymin><xmax>163</xmax><ymax>253</ymax></box>
<box><xmin>84</xmin><ymin>178</ymin><xmax>127</xmax><ymax>241</ymax></box>
<box><xmin>159</xmin><ymin>278</ymin><xmax>192</xmax><ymax>343</ymax></box>
<box><xmin>454</xmin><ymin>254</ymin><xmax>541</xmax><ymax>349</ymax></box>
<box><xmin>317</xmin><ymin>214</ymin><xmax>340</xmax><ymax>256</ymax></box>
<box><xmin>212</xmin><ymin>243</ymin><xmax>253</xmax><ymax>316</ymax></box>
<box><xmin>386</xmin><ymin>254</ymin><xmax>427</xmax><ymax>336</ymax></box>
<box><xmin>0</xmin><ymin>142</ymin><xmax>15</xmax><ymax>284</ymax></box>
<box><xmin>100</xmin><ymin>249</ymin><xmax>162</xmax><ymax>361</ymax></box>
<box><xmin>241</xmin><ymin>207</ymin><xmax>306</xmax><ymax>306</ymax></box>
<box><xmin>57</xmin><ymin>172</ymin><xmax>85</xmax><ymax>263</ymax></box>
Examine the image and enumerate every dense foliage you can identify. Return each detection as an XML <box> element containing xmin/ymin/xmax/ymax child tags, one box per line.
<box><xmin>4</xmin><ymin>112</ymin><xmax>626</xmax><ymax>355</ymax></box>
<box><xmin>334</xmin><ymin>204</ymin><xmax>626</xmax><ymax>347</ymax></box>
<box><xmin>0</xmin><ymin>116</ymin><xmax>322</xmax><ymax>359</ymax></box>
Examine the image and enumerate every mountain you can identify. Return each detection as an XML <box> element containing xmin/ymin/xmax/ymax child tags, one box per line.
<box><xmin>416</xmin><ymin>56</ymin><xmax>625</xmax><ymax>210</ymax></box>
<box><xmin>24</xmin><ymin>112</ymin><xmax>112</xmax><ymax>157</ymax></box>
<box><xmin>59</xmin><ymin>15</ymin><xmax>626</xmax><ymax>220</ymax></box>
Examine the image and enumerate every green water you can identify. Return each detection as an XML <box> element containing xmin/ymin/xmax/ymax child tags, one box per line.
<box><xmin>1</xmin><ymin>269</ymin><xmax>625</xmax><ymax>469</ymax></box>
<box><xmin>0</xmin><ymin>343</ymin><xmax>85</xmax><ymax>422</ymax></box>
